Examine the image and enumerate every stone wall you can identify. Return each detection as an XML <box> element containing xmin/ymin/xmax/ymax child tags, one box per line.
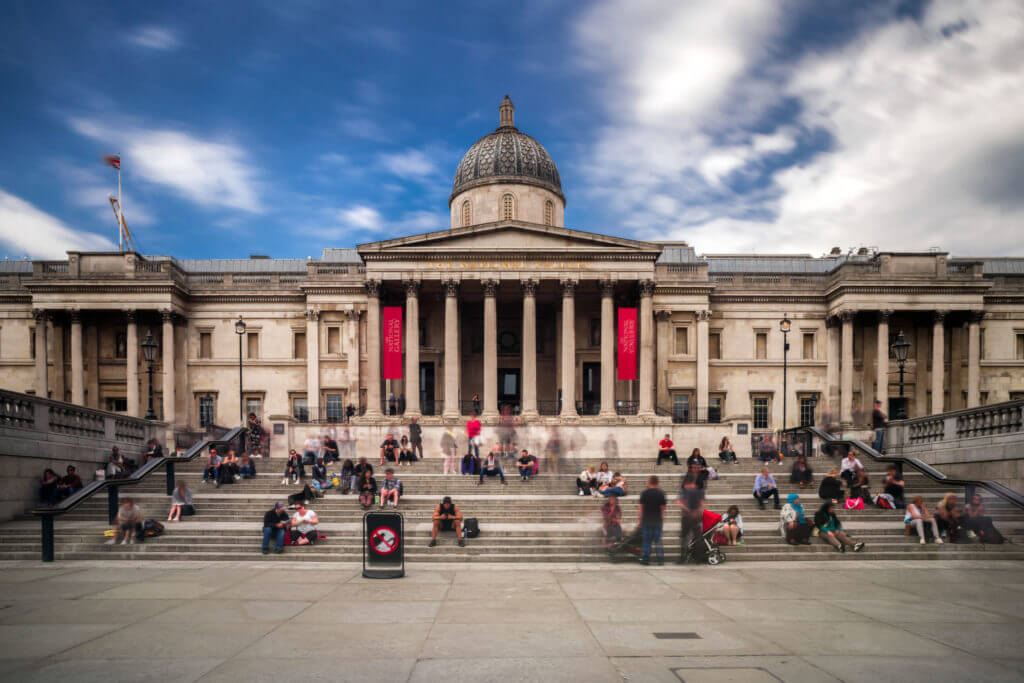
<box><xmin>0</xmin><ymin>391</ymin><xmax>165</xmax><ymax>521</ymax></box>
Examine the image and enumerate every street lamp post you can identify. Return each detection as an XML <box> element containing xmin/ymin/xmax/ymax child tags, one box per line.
<box><xmin>235</xmin><ymin>316</ymin><xmax>246</xmax><ymax>424</ymax></box>
<box><xmin>890</xmin><ymin>330</ymin><xmax>911</xmax><ymax>420</ymax></box>
<box><xmin>141</xmin><ymin>332</ymin><xmax>158</xmax><ymax>420</ymax></box>
<box><xmin>780</xmin><ymin>314</ymin><xmax>791</xmax><ymax>433</ymax></box>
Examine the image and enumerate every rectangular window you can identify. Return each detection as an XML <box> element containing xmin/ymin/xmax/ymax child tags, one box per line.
<box><xmin>1017</xmin><ymin>333</ymin><xmax>1024</xmax><ymax>360</ymax></box>
<box><xmin>115</xmin><ymin>332</ymin><xmax>127</xmax><ymax>359</ymax></box>
<box><xmin>247</xmin><ymin>332</ymin><xmax>259</xmax><ymax>359</ymax></box>
<box><xmin>799</xmin><ymin>395</ymin><xmax>819</xmax><ymax>427</ymax></box>
<box><xmin>29</xmin><ymin>327</ymin><xmax>35</xmax><ymax>359</ymax></box>
<box><xmin>1010</xmin><ymin>391</ymin><xmax>1024</xmax><ymax>401</ymax></box>
<box><xmin>590</xmin><ymin>318</ymin><xmax>600</xmax><ymax>347</ymax></box>
<box><xmin>802</xmin><ymin>333</ymin><xmax>815</xmax><ymax>359</ymax></box>
<box><xmin>294</xmin><ymin>332</ymin><xmax>306</xmax><ymax>359</ymax></box>
<box><xmin>672</xmin><ymin>393</ymin><xmax>690</xmax><ymax>423</ymax></box>
<box><xmin>245</xmin><ymin>396</ymin><xmax>262</xmax><ymax>418</ymax></box>
<box><xmin>106</xmin><ymin>397</ymin><xmax>128</xmax><ymax>413</ymax></box>
<box><xmin>752</xmin><ymin>395</ymin><xmax>769</xmax><ymax>430</ymax></box>
<box><xmin>420</xmin><ymin>318</ymin><xmax>428</xmax><ymax>348</ymax></box>
<box><xmin>708</xmin><ymin>396</ymin><xmax>722</xmax><ymax>423</ymax></box>
<box><xmin>979</xmin><ymin>328</ymin><xmax>985</xmax><ymax>360</ymax></box>
<box><xmin>292</xmin><ymin>396</ymin><xmax>309</xmax><ymax>423</ymax></box>
<box><xmin>326</xmin><ymin>393</ymin><xmax>344</xmax><ymax>422</ymax></box>
<box><xmin>199</xmin><ymin>332</ymin><xmax>212</xmax><ymax>359</ymax></box>
<box><xmin>198</xmin><ymin>395</ymin><xmax>215</xmax><ymax>428</ymax></box>
<box><xmin>327</xmin><ymin>327</ymin><xmax>341</xmax><ymax>355</ymax></box>
<box><xmin>709</xmin><ymin>332</ymin><xmax>721</xmax><ymax>359</ymax></box>
<box><xmin>755</xmin><ymin>332</ymin><xmax>767</xmax><ymax>360</ymax></box>
<box><xmin>674</xmin><ymin>327</ymin><xmax>689</xmax><ymax>355</ymax></box>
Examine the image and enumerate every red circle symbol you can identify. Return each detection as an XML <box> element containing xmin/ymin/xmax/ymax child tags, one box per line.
<box><xmin>370</xmin><ymin>526</ymin><xmax>398</xmax><ymax>555</ymax></box>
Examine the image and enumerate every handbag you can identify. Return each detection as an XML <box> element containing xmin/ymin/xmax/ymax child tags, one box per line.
<box><xmin>844</xmin><ymin>497</ymin><xmax>865</xmax><ymax>510</ymax></box>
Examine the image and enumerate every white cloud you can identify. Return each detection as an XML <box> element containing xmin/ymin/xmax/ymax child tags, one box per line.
<box><xmin>0</xmin><ymin>189</ymin><xmax>116</xmax><ymax>259</ymax></box>
<box><xmin>337</xmin><ymin>205</ymin><xmax>382</xmax><ymax>230</ymax></box>
<box><xmin>378</xmin><ymin>149</ymin><xmax>438</xmax><ymax>179</ymax></box>
<box><xmin>68</xmin><ymin>119</ymin><xmax>263</xmax><ymax>213</ymax></box>
<box><xmin>129</xmin><ymin>26</ymin><xmax>180</xmax><ymax>51</ymax></box>
<box><xmin>304</xmin><ymin>205</ymin><xmax>446</xmax><ymax>242</ymax></box>
<box><xmin>574</xmin><ymin>0</ymin><xmax>1024</xmax><ymax>255</ymax></box>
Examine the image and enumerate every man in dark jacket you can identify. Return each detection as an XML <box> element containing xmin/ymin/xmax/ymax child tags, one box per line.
<box><xmin>408</xmin><ymin>417</ymin><xmax>423</xmax><ymax>461</ymax></box>
<box><xmin>261</xmin><ymin>501</ymin><xmax>290</xmax><ymax>554</ymax></box>
<box><xmin>379</xmin><ymin>434</ymin><xmax>399</xmax><ymax>465</ymax></box>
<box><xmin>56</xmin><ymin>465</ymin><xmax>83</xmax><ymax>502</ymax></box>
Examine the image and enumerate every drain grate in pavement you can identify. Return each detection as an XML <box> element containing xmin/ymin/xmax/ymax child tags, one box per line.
<box><xmin>653</xmin><ymin>632</ymin><xmax>701</xmax><ymax>639</ymax></box>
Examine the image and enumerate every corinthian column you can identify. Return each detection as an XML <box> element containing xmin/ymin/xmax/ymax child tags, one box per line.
<box><xmin>560</xmin><ymin>279</ymin><xmax>578</xmax><ymax>418</ymax></box>
<box><xmin>70</xmin><ymin>310</ymin><xmax>84</xmax><ymax>405</ymax></box>
<box><xmin>443</xmin><ymin>280</ymin><xmax>461</xmax><ymax>418</ymax></box>
<box><xmin>638</xmin><ymin>280</ymin><xmax>656</xmax><ymax>416</ymax></box>
<box><xmin>306</xmin><ymin>309</ymin><xmax>320</xmax><ymax>419</ymax></box>
<box><xmin>521</xmin><ymin>279</ymin><xmax>539</xmax><ymax>417</ymax></box>
<box><xmin>34</xmin><ymin>309</ymin><xmax>49</xmax><ymax>398</ymax></box>
<box><xmin>482</xmin><ymin>279</ymin><xmax>499</xmax><ymax>418</ymax></box>
<box><xmin>839</xmin><ymin>310</ymin><xmax>855</xmax><ymax>425</ymax></box>
<box><xmin>345</xmin><ymin>308</ymin><xmax>361</xmax><ymax>411</ymax></box>
<box><xmin>598</xmin><ymin>280</ymin><xmax>615</xmax><ymax>417</ymax></box>
<box><xmin>364</xmin><ymin>281</ymin><xmax>383</xmax><ymax>417</ymax></box>
<box><xmin>161</xmin><ymin>310</ymin><xmax>176</xmax><ymax>425</ymax></box>
<box><xmin>404</xmin><ymin>280</ymin><xmax>421</xmax><ymax>417</ymax></box>
<box><xmin>126</xmin><ymin>310</ymin><xmax>140</xmax><ymax>417</ymax></box>
<box><xmin>931</xmin><ymin>311</ymin><xmax>947</xmax><ymax>414</ymax></box>
<box><xmin>654</xmin><ymin>310</ymin><xmax>671</xmax><ymax>409</ymax></box>
<box><xmin>967</xmin><ymin>310</ymin><xmax>983</xmax><ymax>408</ymax></box>
<box><xmin>876</xmin><ymin>310</ymin><xmax>892</xmax><ymax>407</ymax></box>
<box><xmin>696</xmin><ymin>309</ymin><xmax>711</xmax><ymax>419</ymax></box>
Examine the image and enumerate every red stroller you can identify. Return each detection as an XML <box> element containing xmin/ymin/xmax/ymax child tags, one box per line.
<box><xmin>682</xmin><ymin>509</ymin><xmax>727</xmax><ymax>566</ymax></box>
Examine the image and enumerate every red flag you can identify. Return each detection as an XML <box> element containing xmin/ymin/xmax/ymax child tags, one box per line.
<box><xmin>382</xmin><ymin>306</ymin><xmax>403</xmax><ymax>379</ymax></box>
<box><xmin>617</xmin><ymin>307</ymin><xmax>637</xmax><ymax>381</ymax></box>
<box><xmin>103</xmin><ymin>154</ymin><xmax>121</xmax><ymax>170</ymax></box>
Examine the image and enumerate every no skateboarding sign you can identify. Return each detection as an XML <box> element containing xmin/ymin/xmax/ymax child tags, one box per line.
<box><xmin>363</xmin><ymin>511</ymin><xmax>404</xmax><ymax>578</ymax></box>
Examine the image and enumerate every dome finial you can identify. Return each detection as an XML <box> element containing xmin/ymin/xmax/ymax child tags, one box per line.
<box><xmin>499</xmin><ymin>94</ymin><xmax>514</xmax><ymax>128</ymax></box>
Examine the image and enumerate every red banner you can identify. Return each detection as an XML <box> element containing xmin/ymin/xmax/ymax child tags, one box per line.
<box><xmin>382</xmin><ymin>306</ymin><xmax>403</xmax><ymax>379</ymax></box>
<box><xmin>617</xmin><ymin>307</ymin><xmax>637</xmax><ymax>381</ymax></box>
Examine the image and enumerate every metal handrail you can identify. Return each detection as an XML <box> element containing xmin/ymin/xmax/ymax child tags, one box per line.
<box><xmin>783</xmin><ymin>424</ymin><xmax>1024</xmax><ymax>511</ymax></box>
<box><xmin>31</xmin><ymin>425</ymin><xmax>246</xmax><ymax>562</ymax></box>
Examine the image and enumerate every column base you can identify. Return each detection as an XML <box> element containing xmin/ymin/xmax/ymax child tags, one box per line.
<box><xmin>598</xmin><ymin>409</ymin><xmax>616</xmax><ymax>418</ymax></box>
<box><xmin>404</xmin><ymin>411</ymin><xmax>422</xmax><ymax>419</ymax></box>
<box><xmin>520</xmin><ymin>410</ymin><xmax>539</xmax><ymax>420</ymax></box>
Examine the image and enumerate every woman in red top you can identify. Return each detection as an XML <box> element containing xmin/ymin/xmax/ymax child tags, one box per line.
<box><xmin>466</xmin><ymin>414</ymin><xmax>482</xmax><ymax>459</ymax></box>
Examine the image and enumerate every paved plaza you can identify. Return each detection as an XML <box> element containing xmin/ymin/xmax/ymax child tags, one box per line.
<box><xmin>0</xmin><ymin>559</ymin><xmax>1022</xmax><ymax>682</ymax></box>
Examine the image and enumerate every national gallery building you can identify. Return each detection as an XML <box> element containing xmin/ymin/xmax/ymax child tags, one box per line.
<box><xmin>2</xmin><ymin>97</ymin><xmax>1023</xmax><ymax>443</ymax></box>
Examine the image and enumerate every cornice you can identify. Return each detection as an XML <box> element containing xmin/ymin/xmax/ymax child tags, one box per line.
<box><xmin>654</xmin><ymin>286</ymin><xmax>715</xmax><ymax>296</ymax></box>
<box><xmin>710</xmin><ymin>295</ymin><xmax>822</xmax><ymax>304</ymax></box>
<box><xmin>361</xmin><ymin>252</ymin><xmax>658</xmax><ymax>262</ymax></box>
<box><xmin>25</xmin><ymin>284</ymin><xmax>183</xmax><ymax>295</ymax></box>
<box><xmin>0</xmin><ymin>295</ymin><xmax>32</xmax><ymax>303</ymax></box>
<box><xmin>189</xmin><ymin>294</ymin><xmax>306</xmax><ymax>304</ymax></box>
<box><xmin>825</xmin><ymin>282</ymin><xmax>991</xmax><ymax>297</ymax></box>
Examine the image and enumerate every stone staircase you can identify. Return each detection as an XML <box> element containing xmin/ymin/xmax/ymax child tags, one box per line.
<box><xmin>3</xmin><ymin>456</ymin><xmax>1023</xmax><ymax>563</ymax></box>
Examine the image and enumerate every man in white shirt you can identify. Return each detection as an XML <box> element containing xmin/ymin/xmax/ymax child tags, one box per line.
<box><xmin>839</xmin><ymin>452</ymin><xmax>863</xmax><ymax>486</ymax></box>
<box><xmin>477</xmin><ymin>450</ymin><xmax>507</xmax><ymax>486</ymax></box>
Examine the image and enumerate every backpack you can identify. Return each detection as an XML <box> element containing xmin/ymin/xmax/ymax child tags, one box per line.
<box><xmin>874</xmin><ymin>493</ymin><xmax>895</xmax><ymax>509</ymax></box>
<box><xmin>463</xmin><ymin>518</ymin><xmax>480</xmax><ymax>538</ymax></box>
<box><xmin>143</xmin><ymin>519</ymin><xmax>164</xmax><ymax>537</ymax></box>
<box><xmin>706</xmin><ymin>466</ymin><xmax>719</xmax><ymax>480</ymax></box>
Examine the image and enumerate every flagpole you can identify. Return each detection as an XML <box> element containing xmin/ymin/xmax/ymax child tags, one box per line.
<box><xmin>117</xmin><ymin>158</ymin><xmax>123</xmax><ymax>252</ymax></box>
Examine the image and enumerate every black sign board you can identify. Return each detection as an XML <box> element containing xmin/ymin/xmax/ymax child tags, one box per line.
<box><xmin>736</xmin><ymin>423</ymin><xmax>749</xmax><ymax>435</ymax></box>
<box><xmin>363</xmin><ymin>511</ymin><xmax>404</xmax><ymax>579</ymax></box>
<box><xmin>273</xmin><ymin>423</ymin><xmax>285</xmax><ymax>435</ymax></box>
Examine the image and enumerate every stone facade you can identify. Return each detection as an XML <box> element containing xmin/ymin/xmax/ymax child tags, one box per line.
<box><xmin>1</xmin><ymin>98</ymin><xmax>1023</xmax><ymax>445</ymax></box>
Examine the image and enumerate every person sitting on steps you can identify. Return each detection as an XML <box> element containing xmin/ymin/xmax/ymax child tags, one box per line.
<box><xmin>352</xmin><ymin>458</ymin><xmax>373</xmax><ymax>492</ymax></box>
<box><xmin>718</xmin><ymin>436</ymin><xmax>738</xmax><ymax>464</ymax></box>
<box><xmin>883</xmin><ymin>466</ymin><xmax>906</xmax><ymax>508</ymax></box>
<box><xmin>108</xmin><ymin>497</ymin><xmax>142</xmax><ymax>545</ymax></box>
<box><xmin>595</xmin><ymin>461</ymin><xmax>613</xmax><ymax>489</ymax></box>
<box><xmin>722</xmin><ymin>505</ymin><xmax>743</xmax><ymax>546</ymax></box>
<box><xmin>686</xmin><ymin>448</ymin><xmax>709</xmax><ymax>488</ymax></box>
<box><xmin>168</xmin><ymin>483</ymin><xmax>194</xmax><ymax>522</ymax></box>
<box><xmin>239</xmin><ymin>452</ymin><xmax>257</xmax><ymax>479</ymax></box>
<box><xmin>261</xmin><ymin>501</ymin><xmax>289</xmax><ymax>554</ymax></box>
<box><xmin>380</xmin><ymin>468</ymin><xmax>403</xmax><ymax>509</ymax></box>
<box><xmin>577</xmin><ymin>465</ymin><xmax>597</xmax><ymax>496</ymax></box>
<box><xmin>819</xmin><ymin>468</ymin><xmax>845</xmax><ymax>505</ymax></box>
<box><xmin>906</xmin><ymin>495</ymin><xmax>943</xmax><ymax>544</ymax></box>
<box><xmin>517</xmin><ymin>449</ymin><xmax>537</xmax><ymax>481</ymax></box>
<box><xmin>289</xmin><ymin>502</ymin><xmax>319</xmax><ymax>546</ymax></box>
<box><xmin>657</xmin><ymin>434</ymin><xmax>678</xmax><ymax>466</ymax></box>
<box><xmin>203</xmin><ymin>448</ymin><xmax>223</xmax><ymax>487</ymax></box>
<box><xmin>379</xmin><ymin>433</ymin><xmax>399</xmax><ymax>466</ymax></box>
<box><xmin>429</xmin><ymin>496</ymin><xmax>465</xmax><ymax>547</ymax></box>
<box><xmin>790</xmin><ymin>455</ymin><xmax>814</xmax><ymax>488</ymax></box>
<box><xmin>357</xmin><ymin>469</ymin><xmax>377</xmax><ymax>510</ymax></box>
<box><xmin>780</xmin><ymin>493</ymin><xmax>814</xmax><ymax>545</ymax></box>
<box><xmin>282</xmin><ymin>449</ymin><xmax>304</xmax><ymax>485</ymax></box>
<box><xmin>964</xmin><ymin>493</ymin><xmax>1004</xmax><ymax>544</ymax></box>
<box><xmin>753</xmin><ymin>467</ymin><xmax>781</xmax><ymax>509</ymax></box>
<box><xmin>839</xmin><ymin>451</ymin><xmax>863</xmax><ymax>487</ymax></box>
<box><xmin>598</xmin><ymin>472</ymin><xmax>627</xmax><ymax>497</ymax></box>
<box><xmin>477</xmin><ymin>449</ymin><xmax>507</xmax><ymax>486</ymax></box>
<box><xmin>814</xmin><ymin>501</ymin><xmax>865</xmax><ymax>553</ymax></box>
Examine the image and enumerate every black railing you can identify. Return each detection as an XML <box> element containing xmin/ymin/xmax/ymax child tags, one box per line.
<box><xmin>460</xmin><ymin>399</ymin><xmax>483</xmax><ymax>416</ymax></box>
<box><xmin>615</xmin><ymin>400</ymin><xmax>639</xmax><ymax>416</ymax></box>
<box><xmin>575</xmin><ymin>400</ymin><xmax>600</xmax><ymax>416</ymax></box>
<box><xmin>295</xmin><ymin>407</ymin><xmax>361</xmax><ymax>424</ymax></box>
<box><xmin>654</xmin><ymin>406</ymin><xmax>722</xmax><ymax>424</ymax></box>
<box><xmin>783</xmin><ymin>425</ymin><xmax>1024</xmax><ymax>511</ymax></box>
<box><xmin>31</xmin><ymin>425</ymin><xmax>246</xmax><ymax>562</ymax></box>
<box><xmin>537</xmin><ymin>400</ymin><xmax>560</xmax><ymax>416</ymax></box>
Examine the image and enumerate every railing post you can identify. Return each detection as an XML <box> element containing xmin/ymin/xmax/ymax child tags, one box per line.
<box><xmin>107</xmin><ymin>485</ymin><xmax>119</xmax><ymax>525</ymax></box>
<box><xmin>165</xmin><ymin>461</ymin><xmax>175</xmax><ymax>495</ymax></box>
<box><xmin>41</xmin><ymin>516</ymin><xmax>54</xmax><ymax>563</ymax></box>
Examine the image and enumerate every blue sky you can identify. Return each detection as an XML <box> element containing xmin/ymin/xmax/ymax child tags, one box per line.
<box><xmin>1</xmin><ymin>0</ymin><xmax>1021</xmax><ymax>260</ymax></box>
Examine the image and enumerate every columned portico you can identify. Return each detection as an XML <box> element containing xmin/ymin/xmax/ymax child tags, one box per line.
<box><xmin>839</xmin><ymin>310</ymin><xmax>855</xmax><ymax>425</ymax></box>
<box><xmin>521</xmin><ymin>279</ymin><xmax>539</xmax><ymax>418</ymax></box>
<box><xmin>482</xmin><ymin>279</ymin><xmax>499</xmax><ymax>418</ymax></box>
<box><xmin>931</xmin><ymin>310</ymin><xmax>947</xmax><ymax>414</ymax></box>
<box><xmin>442</xmin><ymin>280</ymin><xmax>460</xmax><ymax>418</ymax></box>
<box><xmin>876</xmin><ymin>310</ymin><xmax>891</xmax><ymax>406</ymax></box>
<box><xmin>404</xmin><ymin>280</ymin><xmax>421</xmax><ymax>417</ymax></box>
<box><xmin>364</xmin><ymin>281</ymin><xmax>383</xmax><ymax>418</ymax></box>
<box><xmin>70</xmin><ymin>310</ymin><xmax>84</xmax><ymax>405</ymax></box>
<box><xmin>638</xmin><ymin>280</ymin><xmax>655</xmax><ymax>416</ymax></box>
<box><xmin>598</xmin><ymin>280</ymin><xmax>615</xmax><ymax>417</ymax></box>
<box><xmin>126</xmin><ymin>310</ymin><xmax>139</xmax><ymax>417</ymax></box>
<box><xmin>559</xmin><ymin>279</ymin><xmax>578</xmax><ymax>419</ymax></box>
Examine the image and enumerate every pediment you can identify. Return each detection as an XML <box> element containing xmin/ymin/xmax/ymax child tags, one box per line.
<box><xmin>358</xmin><ymin>221</ymin><xmax>660</xmax><ymax>256</ymax></box>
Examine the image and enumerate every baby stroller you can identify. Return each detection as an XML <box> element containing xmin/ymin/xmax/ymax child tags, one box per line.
<box><xmin>606</xmin><ymin>525</ymin><xmax>642</xmax><ymax>562</ymax></box>
<box><xmin>682</xmin><ymin>509</ymin><xmax>727</xmax><ymax>566</ymax></box>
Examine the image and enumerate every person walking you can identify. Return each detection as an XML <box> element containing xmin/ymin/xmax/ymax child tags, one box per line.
<box><xmin>466</xmin><ymin>413</ymin><xmax>482</xmax><ymax>459</ymax></box>
<box><xmin>409</xmin><ymin>416</ymin><xmax>424</xmax><ymax>461</ymax></box>
<box><xmin>441</xmin><ymin>427</ymin><xmax>459</xmax><ymax>475</ymax></box>
<box><xmin>638</xmin><ymin>475</ymin><xmax>666</xmax><ymax>565</ymax></box>
<box><xmin>871</xmin><ymin>400</ymin><xmax>887</xmax><ymax>453</ymax></box>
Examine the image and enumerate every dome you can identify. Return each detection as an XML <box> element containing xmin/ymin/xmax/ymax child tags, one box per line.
<box><xmin>450</xmin><ymin>96</ymin><xmax>563</xmax><ymax>204</ymax></box>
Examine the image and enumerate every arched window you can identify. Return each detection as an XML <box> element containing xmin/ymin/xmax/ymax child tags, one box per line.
<box><xmin>501</xmin><ymin>193</ymin><xmax>515</xmax><ymax>221</ymax></box>
<box><xmin>544</xmin><ymin>200</ymin><xmax>554</xmax><ymax>226</ymax></box>
<box><xmin>461</xmin><ymin>200</ymin><xmax>472</xmax><ymax>227</ymax></box>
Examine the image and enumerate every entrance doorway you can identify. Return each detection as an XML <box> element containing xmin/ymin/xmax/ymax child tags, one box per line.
<box><xmin>498</xmin><ymin>368</ymin><xmax>520</xmax><ymax>414</ymax></box>
<box><xmin>419</xmin><ymin>362</ymin><xmax>436</xmax><ymax>416</ymax></box>
<box><xmin>581</xmin><ymin>362</ymin><xmax>600</xmax><ymax>415</ymax></box>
